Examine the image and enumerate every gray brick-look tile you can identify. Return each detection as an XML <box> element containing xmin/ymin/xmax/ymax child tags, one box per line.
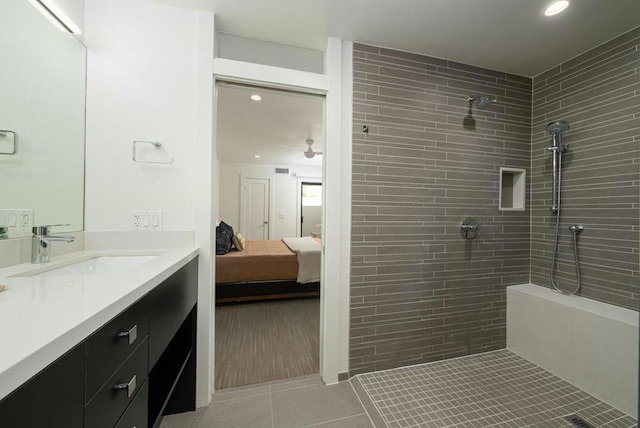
<box><xmin>351</xmin><ymin>27</ymin><xmax>640</xmax><ymax>377</ymax></box>
<box><xmin>531</xmin><ymin>26</ymin><xmax>640</xmax><ymax>309</ymax></box>
<box><xmin>351</xmin><ymin>42</ymin><xmax>531</xmax><ymax>375</ymax></box>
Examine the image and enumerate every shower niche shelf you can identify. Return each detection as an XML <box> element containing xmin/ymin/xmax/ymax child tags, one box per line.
<box><xmin>499</xmin><ymin>167</ymin><xmax>525</xmax><ymax>211</ymax></box>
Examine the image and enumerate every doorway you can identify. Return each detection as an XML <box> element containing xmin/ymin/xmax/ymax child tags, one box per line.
<box><xmin>242</xmin><ymin>177</ymin><xmax>270</xmax><ymax>240</ymax></box>
<box><xmin>214</xmin><ymin>82</ymin><xmax>324</xmax><ymax>390</ymax></box>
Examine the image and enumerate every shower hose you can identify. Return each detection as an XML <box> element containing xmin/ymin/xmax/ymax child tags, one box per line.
<box><xmin>549</xmin><ymin>150</ymin><xmax>581</xmax><ymax>295</ymax></box>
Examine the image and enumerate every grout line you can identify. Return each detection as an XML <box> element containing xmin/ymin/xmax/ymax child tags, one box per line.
<box><xmin>349</xmin><ymin>380</ymin><xmax>383</xmax><ymax>428</ymax></box>
<box><xmin>213</xmin><ymin>391</ymin><xmax>271</xmax><ymax>404</ymax></box>
<box><xmin>269</xmin><ymin>385</ymin><xmax>275</xmax><ymax>428</ymax></box>
<box><xmin>211</xmin><ymin>382</ymin><xmax>269</xmax><ymax>403</ymax></box>
<box><xmin>270</xmin><ymin>380</ymin><xmax>324</xmax><ymax>395</ymax></box>
<box><xmin>301</xmin><ymin>412</ymin><xmax>369</xmax><ymax>428</ymax></box>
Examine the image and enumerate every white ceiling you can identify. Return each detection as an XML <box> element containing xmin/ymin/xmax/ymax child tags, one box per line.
<box><xmin>211</xmin><ymin>0</ymin><xmax>640</xmax><ymax>77</ymax></box>
<box><xmin>216</xmin><ymin>84</ymin><xmax>324</xmax><ymax>167</ymax></box>
<box><xmin>214</xmin><ymin>1</ymin><xmax>638</xmax><ymax>167</ymax></box>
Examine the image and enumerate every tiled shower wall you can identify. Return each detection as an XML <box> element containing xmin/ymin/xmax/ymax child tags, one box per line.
<box><xmin>350</xmin><ymin>44</ymin><xmax>532</xmax><ymax>375</ymax></box>
<box><xmin>531</xmin><ymin>27</ymin><xmax>640</xmax><ymax>309</ymax></box>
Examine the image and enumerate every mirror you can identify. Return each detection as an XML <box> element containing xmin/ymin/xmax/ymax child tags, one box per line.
<box><xmin>0</xmin><ymin>0</ymin><xmax>86</xmax><ymax>239</ymax></box>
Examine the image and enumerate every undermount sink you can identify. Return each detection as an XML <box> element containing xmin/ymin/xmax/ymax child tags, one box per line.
<box><xmin>16</xmin><ymin>256</ymin><xmax>157</xmax><ymax>277</ymax></box>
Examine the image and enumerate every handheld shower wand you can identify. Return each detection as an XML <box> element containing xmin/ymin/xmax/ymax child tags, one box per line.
<box><xmin>545</xmin><ymin>120</ymin><xmax>583</xmax><ymax>296</ymax></box>
<box><xmin>546</xmin><ymin>121</ymin><xmax>569</xmax><ymax>213</ymax></box>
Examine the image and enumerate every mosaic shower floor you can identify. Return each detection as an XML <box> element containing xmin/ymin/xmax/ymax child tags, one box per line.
<box><xmin>351</xmin><ymin>349</ymin><xmax>637</xmax><ymax>428</ymax></box>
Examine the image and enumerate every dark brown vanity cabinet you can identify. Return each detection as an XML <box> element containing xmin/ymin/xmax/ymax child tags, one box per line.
<box><xmin>0</xmin><ymin>344</ymin><xmax>85</xmax><ymax>428</ymax></box>
<box><xmin>0</xmin><ymin>257</ymin><xmax>198</xmax><ymax>428</ymax></box>
<box><xmin>148</xmin><ymin>259</ymin><xmax>198</xmax><ymax>427</ymax></box>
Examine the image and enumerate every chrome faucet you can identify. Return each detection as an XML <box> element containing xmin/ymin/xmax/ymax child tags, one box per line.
<box><xmin>31</xmin><ymin>225</ymin><xmax>75</xmax><ymax>264</ymax></box>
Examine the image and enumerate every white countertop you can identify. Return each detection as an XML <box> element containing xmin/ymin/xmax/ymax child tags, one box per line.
<box><xmin>0</xmin><ymin>248</ymin><xmax>198</xmax><ymax>401</ymax></box>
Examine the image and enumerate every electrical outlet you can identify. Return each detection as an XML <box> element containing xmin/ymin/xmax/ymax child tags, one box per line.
<box><xmin>131</xmin><ymin>210</ymin><xmax>162</xmax><ymax>231</ymax></box>
<box><xmin>0</xmin><ymin>209</ymin><xmax>33</xmax><ymax>232</ymax></box>
<box><xmin>131</xmin><ymin>211</ymin><xmax>143</xmax><ymax>230</ymax></box>
<box><xmin>19</xmin><ymin>212</ymin><xmax>30</xmax><ymax>228</ymax></box>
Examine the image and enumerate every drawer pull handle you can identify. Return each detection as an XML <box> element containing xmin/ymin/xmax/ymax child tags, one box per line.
<box><xmin>117</xmin><ymin>325</ymin><xmax>138</xmax><ymax>345</ymax></box>
<box><xmin>114</xmin><ymin>374</ymin><xmax>137</xmax><ymax>398</ymax></box>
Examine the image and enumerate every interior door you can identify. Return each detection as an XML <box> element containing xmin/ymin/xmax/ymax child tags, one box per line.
<box><xmin>301</xmin><ymin>182</ymin><xmax>322</xmax><ymax>237</ymax></box>
<box><xmin>243</xmin><ymin>178</ymin><xmax>270</xmax><ymax>240</ymax></box>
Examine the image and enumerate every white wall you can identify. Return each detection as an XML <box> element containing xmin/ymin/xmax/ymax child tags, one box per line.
<box><xmin>274</xmin><ymin>171</ymin><xmax>298</xmax><ymax>238</ymax></box>
<box><xmin>85</xmin><ymin>0</ymin><xmax>200</xmax><ymax>232</ymax></box>
<box><xmin>217</xmin><ymin>33</ymin><xmax>324</xmax><ymax>74</ymax></box>
<box><xmin>84</xmin><ymin>0</ymin><xmax>215</xmax><ymax>406</ymax></box>
<box><xmin>84</xmin><ymin>7</ymin><xmax>349</xmax><ymax>399</ymax></box>
<box><xmin>218</xmin><ymin>161</ymin><xmax>321</xmax><ymax>239</ymax></box>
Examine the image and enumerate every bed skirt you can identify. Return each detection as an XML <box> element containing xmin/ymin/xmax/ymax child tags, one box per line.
<box><xmin>216</xmin><ymin>280</ymin><xmax>320</xmax><ymax>304</ymax></box>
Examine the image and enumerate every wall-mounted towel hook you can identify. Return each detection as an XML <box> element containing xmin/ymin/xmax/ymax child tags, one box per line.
<box><xmin>0</xmin><ymin>130</ymin><xmax>18</xmax><ymax>155</ymax></box>
<box><xmin>132</xmin><ymin>140</ymin><xmax>174</xmax><ymax>164</ymax></box>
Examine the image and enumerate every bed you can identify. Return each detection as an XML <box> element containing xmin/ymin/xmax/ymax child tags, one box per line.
<box><xmin>215</xmin><ymin>238</ymin><xmax>321</xmax><ymax>303</ymax></box>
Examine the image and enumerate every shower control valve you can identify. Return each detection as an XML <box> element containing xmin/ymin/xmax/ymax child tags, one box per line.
<box><xmin>460</xmin><ymin>218</ymin><xmax>479</xmax><ymax>239</ymax></box>
<box><xmin>569</xmin><ymin>224</ymin><xmax>584</xmax><ymax>233</ymax></box>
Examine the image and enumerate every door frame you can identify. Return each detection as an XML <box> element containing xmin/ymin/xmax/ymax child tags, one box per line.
<box><xmin>296</xmin><ymin>177</ymin><xmax>322</xmax><ymax>238</ymax></box>
<box><xmin>240</xmin><ymin>175</ymin><xmax>274</xmax><ymax>239</ymax></box>
<box><xmin>210</xmin><ymin>38</ymin><xmax>352</xmax><ymax>392</ymax></box>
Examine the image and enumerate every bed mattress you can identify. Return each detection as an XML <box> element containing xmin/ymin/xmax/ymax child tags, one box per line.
<box><xmin>215</xmin><ymin>239</ymin><xmax>298</xmax><ymax>284</ymax></box>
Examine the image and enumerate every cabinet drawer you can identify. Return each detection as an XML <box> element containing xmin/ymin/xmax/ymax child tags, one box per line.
<box><xmin>114</xmin><ymin>379</ymin><xmax>148</xmax><ymax>428</ymax></box>
<box><xmin>86</xmin><ymin>295</ymin><xmax>149</xmax><ymax>400</ymax></box>
<box><xmin>85</xmin><ymin>338</ymin><xmax>149</xmax><ymax>428</ymax></box>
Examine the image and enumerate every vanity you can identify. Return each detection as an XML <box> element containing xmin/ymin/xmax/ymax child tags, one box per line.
<box><xmin>0</xmin><ymin>249</ymin><xmax>198</xmax><ymax>428</ymax></box>
<box><xmin>0</xmin><ymin>3</ymin><xmax>201</xmax><ymax>425</ymax></box>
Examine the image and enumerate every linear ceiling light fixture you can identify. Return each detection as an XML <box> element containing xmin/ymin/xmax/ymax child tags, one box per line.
<box><xmin>544</xmin><ymin>1</ymin><xmax>570</xmax><ymax>16</ymax></box>
<box><xmin>28</xmin><ymin>0</ymin><xmax>81</xmax><ymax>34</ymax></box>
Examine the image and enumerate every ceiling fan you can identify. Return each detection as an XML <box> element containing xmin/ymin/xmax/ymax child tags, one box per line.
<box><xmin>284</xmin><ymin>139</ymin><xmax>323</xmax><ymax>159</ymax></box>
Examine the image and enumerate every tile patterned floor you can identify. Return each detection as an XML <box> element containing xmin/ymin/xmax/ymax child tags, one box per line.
<box><xmin>161</xmin><ymin>350</ymin><xmax>636</xmax><ymax>427</ymax></box>
<box><xmin>351</xmin><ymin>349</ymin><xmax>637</xmax><ymax>428</ymax></box>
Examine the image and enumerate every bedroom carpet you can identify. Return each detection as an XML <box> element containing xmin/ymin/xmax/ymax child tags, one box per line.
<box><xmin>215</xmin><ymin>297</ymin><xmax>320</xmax><ymax>390</ymax></box>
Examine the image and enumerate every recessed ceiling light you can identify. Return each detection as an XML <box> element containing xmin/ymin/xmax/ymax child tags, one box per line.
<box><xmin>544</xmin><ymin>1</ymin><xmax>570</xmax><ymax>16</ymax></box>
<box><xmin>250</xmin><ymin>94</ymin><xmax>262</xmax><ymax>101</ymax></box>
<box><xmin>254</xmin><ymin>154</ymin><xmax>261</xmax><ymax>158</ymax></box>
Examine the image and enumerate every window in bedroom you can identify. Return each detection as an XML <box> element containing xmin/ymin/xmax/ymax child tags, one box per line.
<box><xmin>301</xmin><ymin>182</ymin><xmax>322</xmax><ymax>237</ymax></box>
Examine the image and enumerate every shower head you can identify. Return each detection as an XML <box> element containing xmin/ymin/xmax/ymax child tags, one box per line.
<box><xmin>546</xmin><ymin>120</ymin><xmax>570</xmax><ymax>134</ymax></box>
<box><xmin>468</xmin><ymin>95</ymin><xmax>496</xmax><ymax>109</ymax></box>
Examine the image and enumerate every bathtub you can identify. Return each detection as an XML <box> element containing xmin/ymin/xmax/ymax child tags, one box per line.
<box><xmin>507</xmin><ymin>283</ymin><xmax>638</xmax><ymax>418</ymax></box>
